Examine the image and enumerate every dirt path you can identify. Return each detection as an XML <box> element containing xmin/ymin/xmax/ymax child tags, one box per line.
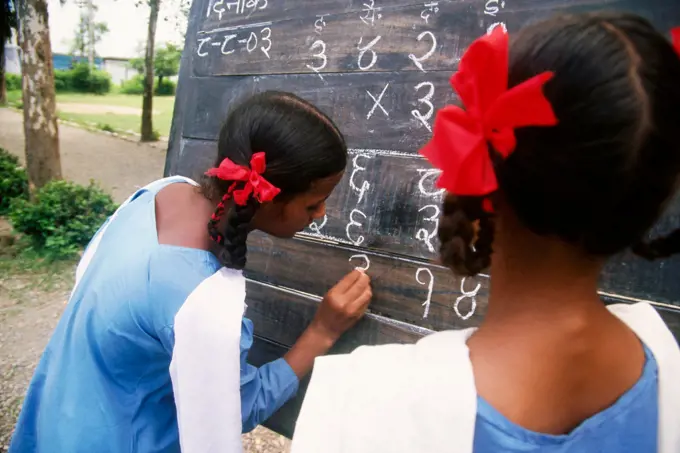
<box><xmin>0</xmin><ymin>108</ymin><xmax>166</xmax><ymax>203</ymax></box>
<box><xmin>0</xmin><ymin>108</ymin><xmax>290</xmax><ymax>452</ymax></box>
<box><xmin>56</xmin><ymin>103</ymin><xmax>160</xmax><ymax>116</ymax></box>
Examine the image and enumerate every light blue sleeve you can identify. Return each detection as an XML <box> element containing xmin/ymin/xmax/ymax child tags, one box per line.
<box><xmin>239</xmin><ymin>318</ymin><xmax>299</xmax><ymax>433</ymax></box>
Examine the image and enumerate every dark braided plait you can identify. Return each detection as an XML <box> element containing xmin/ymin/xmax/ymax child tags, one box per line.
<box><xmin>221</xmin><ymin>197</ymin><xmax>258</xmax><ymax>270</ymax></box>
<box><xmin>208</xmin><ymin>191</ymin><xmax>232</xmax><ymax>245</ymax></box>
<box><xmin>438</xmin><ymin>194</ymin><xmax>495</xmax><ymax>277</ymax></box>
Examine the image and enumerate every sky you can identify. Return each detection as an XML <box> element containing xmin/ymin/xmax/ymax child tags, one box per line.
<box><xmin>47</xmin><ymin>0</ymin><xmax>187</xmax><ymax>59</ymax></box>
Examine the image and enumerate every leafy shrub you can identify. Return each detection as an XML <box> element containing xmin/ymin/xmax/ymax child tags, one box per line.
<box><xmin>87</xmin><ymin>69</ymin><xmax>112</xmax><ymax>95</ymax></box>
<box><xmin>120</xmin><ymin>75</ymin><xmax>175</xmax><ymax>96</ymax></box>
<box><xmin>120</xmin><ymin>75</ymin><xmax>144</xmax><ymax>95</ymax></box>
<box><xmin>97</xmin><ymin>123</ymin><xmax>115</xmax><ymax>133</ymax></box>
<box><xmin>154</xmin><ymin>79</ymin><xmax>176</xmax><ymax>96</ymax></box>
<box><xmin>0</xmin><ymin>148</ymin><xmax>29</xmax><ymax>215</ymax></box>
<box><xmin>5</xmin><ymin>73</ymin><xmax>21</xmax><ymax>91</ymax></box>
<box><xmin>9</xmin><ymin>180</ymin><xmax>117</xmax><ymax>259</ymax></box>
<box><xmin>54</xmin><ymin>69</ymin><xmax>73</xmax><ymax>92</ymax></box>
<box><xmin>55</xmin><ymin>64</ymin><xmax>111</xmax><ymax>94</ymax></box>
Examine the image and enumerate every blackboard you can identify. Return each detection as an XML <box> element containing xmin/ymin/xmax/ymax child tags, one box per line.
<box><xmin>165</xmin><ymin>0</ymin><xmax>680</xmax><ymax>438</ymax></box>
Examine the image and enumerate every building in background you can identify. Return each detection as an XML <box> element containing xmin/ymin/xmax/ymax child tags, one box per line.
<box><xmin>4</xmin><ymin>44</ymin><xmax>134</xmax><ymax>85</ymax></box>
<box><xmin>4</xmin><ymin>44</ymin><xmax>21</xmax><ymax>75</ymax></box>
<box><xmin>102</xmin><ymin>57</ymin><xmax>133</xmax><ymax>85</ymax></box>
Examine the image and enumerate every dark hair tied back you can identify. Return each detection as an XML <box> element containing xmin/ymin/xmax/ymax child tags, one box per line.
<box><xmin>202</xmin><ymin>91</ymin><xmax>347</xmax><ymax>270</ymax></box>
<box><xmin>438</xmin><ymin>12</ymin><xmax>680</xmax><ymax>276</ymax></box>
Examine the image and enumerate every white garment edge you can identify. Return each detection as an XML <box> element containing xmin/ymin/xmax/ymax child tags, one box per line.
<box><xmin>291</xmin><ymin>302</ymin><xmax>680</xmax><ymax>453</ymax></box>
<box><xmin>169</xmin><ymin>267</ymin><xmax>246</xmax><ymax>453</ymax></box>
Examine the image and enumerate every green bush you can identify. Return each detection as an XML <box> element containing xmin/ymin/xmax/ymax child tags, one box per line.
<box><xmin>0</xmin><ymin>148</ymin><xmax>29</xmax><ymax>215</ymax></box>
<box><xmin>120</xmin><ymin>75</ymin><xmax>144</xmax><ymax>95</ymax></box>
<box><xmin>55</xmin><ymin>64</ymin><xmax>111</xmax><ymax>94</ymax></box>
<box><xmin>87</xmin><ymin>69</ymin><xmax>112</xmax><ymax>95</ymax></box>
<box><xmin>5</xmin><ymin>73</ymin><xmax>21</xmax><ymax>91</ymax></box>
<box><xmin>120</xmin><ymin>75</ymin><xmax>176</xmax><ymax>96</ymax></box>
<box><xmin>155</xmin><ymin>79</ymin><xmax>176</xmax><ymax>96</ymax></box>
<box><xmin>9</xmin><ymin>180</ymin><xmax>117</xmax><ymax>259</ymax></box>
<box><xmin>54</xmin><ymin>69</ymin><xmax>73</xmax><ymax>92</ymax></box>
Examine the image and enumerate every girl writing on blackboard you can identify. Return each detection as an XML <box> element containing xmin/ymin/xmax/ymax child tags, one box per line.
<box><xmin>9</xmin><ymin>91</ymin><xmax>372</xmax><ymax>453</ymax></box>
<box><xmin>291</xmin><ymin>13</ymin><xmax>680</xmax><ymax>453</ymax></box>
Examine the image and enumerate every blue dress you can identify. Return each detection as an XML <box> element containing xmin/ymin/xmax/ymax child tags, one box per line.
<box><xmin>473</xmin><ymin>345</ymin><xmax>659</xmax><ymax>452</ymax></box>
<box><xmin>9</xmin><ymin>178</ymin><xmax>299</xmax><ymax>453</ymax></box>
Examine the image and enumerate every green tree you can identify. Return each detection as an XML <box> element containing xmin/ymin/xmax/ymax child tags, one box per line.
<box><xmin>69</xmin><ymin>7</ymin><xmax>109</xmax><ymax>61</ymax></box>
<box><xmin>130</xmin><ymin>42</ymin><xmax>180</xmax><ymax>86</ymax></box>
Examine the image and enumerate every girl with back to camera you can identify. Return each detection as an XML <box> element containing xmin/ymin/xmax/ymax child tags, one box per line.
<box><xmin>291</xmin><ymin>13</ymin><xmax>680</xmax><ymax>453</ymax></box>
<box><xmin>9</xmin><ymin>91</ymin><xmax>372</xmax><ymax>453</ymax></box>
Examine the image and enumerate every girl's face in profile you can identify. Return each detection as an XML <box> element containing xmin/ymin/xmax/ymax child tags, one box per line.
<box><xmin>252</xmin><ymin>172</ymin><xmax>344</xmax><ymax>238</ymax></box>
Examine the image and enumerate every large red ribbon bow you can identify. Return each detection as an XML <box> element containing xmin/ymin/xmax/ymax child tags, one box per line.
<box><xmin>672</xmin><ymin>27</ymin><xmax>680</xmax><ymax>58</ymax></box>
<box><xmin>420</xmin><ymin>26</ymin><xmax>558</xmax><ymax>204</ymax></box>
<box><xmin>205</xmin><ymin>152</ymin><xmax>281</xmax><ymax>205</ymax></box>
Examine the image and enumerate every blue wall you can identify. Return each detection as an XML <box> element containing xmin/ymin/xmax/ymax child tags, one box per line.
<box><xmin>53</xmin><ymin>53</ymin><xmax>103</xmax><ymax>70</ymax></box>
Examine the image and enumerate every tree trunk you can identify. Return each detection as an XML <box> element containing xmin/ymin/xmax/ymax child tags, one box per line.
<box><xmin>0</xmin><ymin>67</ymin><xmax>6</xmax><ymax>105</ymax></box>
<box><xmin>17</xmin><ymin>0</ymin><xmax>62</xmax><ymax>188</ymax></box>
<box><xmin>141</xmin><ymin>0</ymin><xmax>159</xmax><ymax>142</ymax></box>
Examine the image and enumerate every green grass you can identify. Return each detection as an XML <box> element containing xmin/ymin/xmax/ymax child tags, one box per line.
<box><xmin>5</xmin><ymin>90</ymin><xmax>22</xmax><ymax>105</ymax></box>
<box><xmin>4</xmin><ymin>90</ymin><xmax>175</xmax><ymax>138</ymax></box>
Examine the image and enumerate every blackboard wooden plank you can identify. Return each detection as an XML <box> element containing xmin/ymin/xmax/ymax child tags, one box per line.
<box><xmin>245</xmin><ymin>231</ymin><xmax>489</xmax><ymax>332</ymax></box>
<box><xmin>245</xmin><ymin>278</ymin><xmax>428</xmax><ymax>348</ymax></box>
<box><xmin>180</xmin><ymin>71</ymin><xmax>456</xmax><ymax>151</ymax></box>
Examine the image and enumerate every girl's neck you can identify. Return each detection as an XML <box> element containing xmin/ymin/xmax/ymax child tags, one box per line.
<box><xmin>481</xmin><ymin>223</ymin><xmax>609</xmax><ymax>329</ymax></box>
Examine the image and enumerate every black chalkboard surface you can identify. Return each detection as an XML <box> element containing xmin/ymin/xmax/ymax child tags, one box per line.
<box><xmin>165</xmin><ymin>0</ymin><xmax>680</xmax><ymax>438</ymax></box>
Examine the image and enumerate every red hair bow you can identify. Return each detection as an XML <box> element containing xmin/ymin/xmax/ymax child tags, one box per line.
<box><xmin>420</xmin><ymin>26</ymin><xmax>558</xmax><ymax>206</ymax></box>
<box><xmin>205</xmin><ymin>152</ymin><xmax>280</xmax><ymax>205</ymax></box>
<box><xmin>672</xmin><ymin>27</ymin><xmax>680</xmax><ymax>57</ymax></box>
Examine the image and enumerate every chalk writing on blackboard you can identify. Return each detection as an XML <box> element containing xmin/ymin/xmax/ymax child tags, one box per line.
<box><xmin>421</xmin><ymin>2</ymin><xmax>439</xmax><ymax>24</ymax></box>
<box><xmin>408</xmin><ymin>31</ymin><xmax>437</xmax><ymax>72</ymax></box>
<box><xmin>307</xmin><ymin>40</ymin><xmax>328</xmax><ymax>80</ymax></box>
<box><xmin>361</xmin><ymin>1</ymin><xmax>383</xmax><ymax>27</ymax></box>
<box><xmin>455</xmin><ymin>278</ymin><xmax>481</xmax><ymax>320</ymax></box>
<box><xmin>416</xmin><ymin>204</ymin><xmax>439</xmax><ymax>253</ymax></box>
<box><xmin>207</xmin><ymin>0</ymin><xmax>268</xmax><ymax>20</ymax></box>
<box><xmin>308</xmin><ymin>214</ymin><xmax>328</xmax><ymax>234</ymax></box>
<box><xmin>416</xmin><ymin>267</ymin><xmax>435</xmax><ymax>318</ymax></box>
<box><xmin>349</xmin><ymin>254</ymin><xmax>371</xmax><ymax>271</ymax></box>
<box><xmin>196</xmin><ymin>24</ymin><xmax>272</xmax><ymax>58</ymax></box>
<box><xmin>357</xmin><ymin>36</ymin><xmax>381</xmax><ymax>71</ymax></box>
<box><xmin>484</xmin><ymin>0</ymin><xmax>505</xmax><ymax>17</ymax></box>
<box><xmin>487</xmin><ymin>21</ymin><xmax>507</xmax><ymax>34</ymax></box>
<box><xmin>314</xmin><ymin>15</ymin><xmax>327</xmax><ymax>34</ymax></box>
<box><xmin>349</xmin><ymin>154</ymin><xmax>371</xmax><ymax>204</ymax></box>
<box><xmin>411</xmin><ymin>81</ymin><xmax>435</xmax><ymax>132</ymax></box>
<box><xmin>417</xmin><ymin>169</ymin><xmax>445</xmax><ymax>198</ymax></box>
<box><xmin>367</xmin><ymin>83</ymin><xmax>390</xmax><ymax>119</ymax></box>
<box><xmin>346</xmin><ymin>209</ymin><xmax>367</xmax><ymax>246</ymax></box>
